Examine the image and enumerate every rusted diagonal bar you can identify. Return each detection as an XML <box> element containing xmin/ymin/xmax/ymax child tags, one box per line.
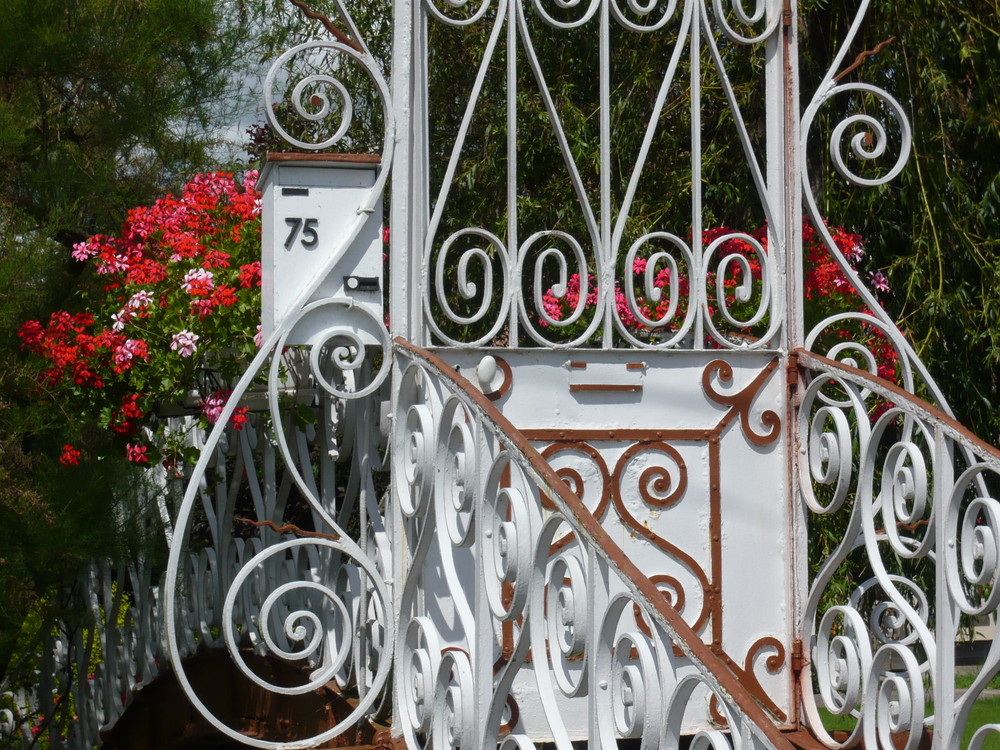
<box><xmin>394</xmin><ymin>338</ymin><xmax>796</xmax><ymax>750</ymax></box>
<box><xmin>794</xmin><ymin>348</ymin><xmax>1000</xmax><ymax>471</ymax></box>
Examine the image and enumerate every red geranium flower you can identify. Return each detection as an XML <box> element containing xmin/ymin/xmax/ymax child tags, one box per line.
<box><xmin>60</xmin><ymin>445</ymin><xmax>81</xmax><ymax>466</ymax></box>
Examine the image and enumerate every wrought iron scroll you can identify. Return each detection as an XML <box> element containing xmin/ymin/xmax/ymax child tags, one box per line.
<box><xmin>408</xmin><ymin>0</ymin><xmax>788</xmax><ymax>350</ymax></box>
<box><xmin>393</xmin><ymin>339</ymin><xmax>793</xmax><ymax>749</ymax></box>
<box><xmin>163</xmin><ymin>11</ymin><xmax>396</xmax><ymax>746</ymax></box>
<box><xmin>796</xmin><ymin>350</ymin><xmax>1000</xmax><ymax>750</ymax></box>
<box><xmin>796</xmin><ymin>0</ymin><xmax>957</xmax><ymax>414</ymax></box>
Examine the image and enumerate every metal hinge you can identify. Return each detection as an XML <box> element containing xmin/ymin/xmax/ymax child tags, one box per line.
<box><xmin>790</xmin><ymin>638</ymin><xmax>806</xmax><ymax>676</ymax></box>
<box><xmin>786</xmin><ymin>351</ymin><xmax>800</xmax><ymax>395</ymax></box>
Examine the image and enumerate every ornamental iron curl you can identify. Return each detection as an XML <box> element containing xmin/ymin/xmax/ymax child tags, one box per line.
<box><xmin>797</xmin><ymin>350</ymin><xmax>1000</xmax><ymax>750</ymax></box>
<box><xmin>393</xmin><ymin>339</ymin><xmax>796</xmax><ymax>750</ymax></box>
<box><xmin>163</xmin><ymin>7</ymin><xmax>396</xmax><ymax>742</ymax></box>
<box><xmin>414</xmin><ymin>0</ymin><xmax>792</xmax><ymax>350</ymax></box>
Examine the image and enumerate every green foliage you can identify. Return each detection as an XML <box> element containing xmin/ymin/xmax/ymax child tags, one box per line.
<box><xmin>799</xmin><ymin>0</ymin><xmax>1000</xmax><ymax>439</ymax></box>
<box><xmin>0</xmin><ymin>0</ymin><xmax>236</xmax><ymax>243</ymax></box>
<box><xmin>0</xmin><ymin>0</ymin><xmax>301</xmax><ymax>693</ymax></box>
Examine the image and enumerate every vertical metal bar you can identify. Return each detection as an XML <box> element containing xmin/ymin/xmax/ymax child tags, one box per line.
<box><xmin>389</xmin><ymin>354</ymin><xmax>408</xmax><ymax>742</ymax></box>
<box><xmin>933</xmin><ymin>426</ymin><xmax>956</xmax><ymax>750</ymax></box>
<box><xmin>390</xmin><ymin>0</ymin><xmax>412</xmax><ymax>343</ymax></box>
<box><xmin>587</xmin><ymin>540</ymin><xmax>610</xmax><ymax>745</ymax></box>
<box><xmin>600</xmin><ymin>0</ymin><xmax>613</xmax><ymax>349</ymax></box>
<box><xmin>781</xmin><ymin>0</ymin><xmax>803</xmax><ymax>351</ymax></box>
<box><xmin>475</xmin><ymin>420</ymin><xmax>495</xmax><ymax>747</ymax></box>
<box><xmin>766</xmin><ymin>0</ymin><xmax>785</xmax><ymax>346</ymax></box>
<box><xmin>390</xmin><ymin>0</ymin><xmax>428</xmax><ymax>345</ymax></box>
<box><xmin>776</xmin><ymin>0</ymin><xmax>806</xmax><ymax>730</ymax></box>
<box><xmin>508</xmin><ymin>0</ymin><xmax>520</xmax><ymax>347</ymax></box>
<box><xmin>388</xmin><ymin>0</ymin><xmax>418</xmax><ymax>725</ymax></box>
<box><xmin>356</xmin><ymin>404</ymin><xmax>371</xmax><ymax>708</ymax></box>
<box><xmin>691</xmin><ymin>0</ymin><xmax>703</xmax><ymax>347</ymax></box>
<box><xmin>263</xmin><ymin>435</ymin><xmax>277</xmax><ymax>546</ymax></box>
<box><xmin>414</xmin><ymin>11</ymin><xmax>431</xmax><ymax>347</ymax></box>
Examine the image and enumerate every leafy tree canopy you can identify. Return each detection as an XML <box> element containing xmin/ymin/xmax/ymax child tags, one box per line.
<box><xmin>0</xmin><ymin>0</ymin><xmax>304</xmax><ymax>684</ymax></box>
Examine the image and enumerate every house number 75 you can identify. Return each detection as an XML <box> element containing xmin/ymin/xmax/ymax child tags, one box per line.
<box><xmin>284</xmin><ymin>218</ymin><xmax>319</xmax><ymax>250</ymax></box>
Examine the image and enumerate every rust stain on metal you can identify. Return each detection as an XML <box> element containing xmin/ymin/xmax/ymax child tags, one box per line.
<box><xmin>266</xmin><ymin>152</ymin><xmax>380</xmax><ymax>164</ymax></box>
<box><xmin>708</xmin><ymin>435</ymin><xmax>723</xmax><ymax>647</ymax></box>
<box><xmin>485</xmin><ymin>356</ymin><xmax>514</xmax><ymax>402</ymax></box>
<box><xmin>786</xmin><ymin>351</ymin><xmax>799</xmax><ymax>391</ymax></box>
<box><xmin>524</xmin><ymin>428</ymin><xmax>711</xmax><ymax>442</ymax></box>
<box><xmin>498</xmin><ymin>695</ymin><xmax>520</xmax><ymax>735</ymax></box>
<box><xmin>612</xmin><ymin>441</ymin><xmax>688</xmax><ymax>509</ymax></box>
<box><xmin>790</xmin><ymin>638</ymin><xmax>805</xmax><ymax>676</ymax></box>
<box><xmin>393</xmin><ymin>338</ymin><xmax>800</xmax><ymax>750</ymax></box>
<box><xmin>711</xmin><ymin>637</ymin><xmax>790</xmax><ymax>723</ymax></box>
<box><xmin>372</xmin><ymin>729</ymin><xmax>408</xmax><ymax>750</ymax></box>
<box><xmin>796</xmin><ymin>348</ymin><xmax>1000</xmax><ymax>464</ymax></box>
<box><xmin>704</xmin><ymin>358</ymin><xmax>782</xmax><ymax>445</ymax></box>
<box><xmin>569</xmin><ymin>383</ymin><xmax>643</xmax><ymax>393</ymax></box>
<box><xmin>540</xmin><ymin>442</ymin><xmax>611</xmax><ymax>550</ymax></box>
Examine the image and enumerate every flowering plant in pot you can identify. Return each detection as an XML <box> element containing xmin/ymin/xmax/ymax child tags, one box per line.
<box><xmin>19</xmin><ymin>171</ymin><xmax>263</xmax><ymax>468</ymax></box>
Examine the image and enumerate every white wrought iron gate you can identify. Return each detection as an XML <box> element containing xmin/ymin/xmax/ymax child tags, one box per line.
<box><xmin>10</xmin><ymin>1</ymin><xmax>1000</xmax><ymax>749</ymax></box>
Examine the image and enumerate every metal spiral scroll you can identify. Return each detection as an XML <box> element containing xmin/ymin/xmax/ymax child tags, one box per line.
<box><xmin>265</xmin><ymin>41</ymin><xmax>366</xmax><ymax>151</ymax></box>
<box><xmin>797</xmin><ymin>0</ymin><xmax>955</xmax><ymax>412</ymax></box>
<box><xmin>393</xmin><ymin>342</ymin><xmax>798</xmax><ymax>750</ymax></box>
<box><xmin>594</xmin><ymin>593</ymin><xmax>668</xmax><ymax>749</ymax></box>
<box><xmin>529</xmin><ymin>515</ymin><xmax>592</xmax><ymax>727</ymax></box>
<box><xmin>519</xmin><ymin>230</ymin><xmax>606</xmax><ymax>347</ymax></box>
<box><xmin>801</xmin><ymin>0</ymin><xmax>912</xmax><ymax>191</ymax></box>
<box><xmin>798</xmin><ymin>372</ymin><xmax>870</xmax><ymax>515</ymax></box>
<box><xmin>164</xmin><ymin>304</ymin><xmax>395</xmax><ymax>748</ymax></box>
<box><xmin>709</xmin><ymin>0</ymin><xmax>781</xmax><ymax>44</ymax></box>
<box><xmin>944</xmin><ymin>467</ymin><xmax>1000</xmax><ymax>747</ymax></box>
<box><xmin>166</xmin><ymin>17</ymin><xmax>394</xmax><ymax>738</ymax></box>
<box><xmin>427</xmin><ymin>228</ymin><xmax>512</xmax><ymax>346</ymax></box>
<box><xmin>702</xmin><ymin>232</ymin><xmax>778</xmax><ymax>349</ymax></box>
<box><xmin>795</xmin><ymin>354</ymin><xmax>1000</xmax><ymax>750</ymax></box>
<box><xmin>424</xmin><ymin>0</ymin><xmax>495</xmax><ymax>28</ymax></box>
<box><xmin>617</xmin><ymin>232</ymin><xmax>697</xmax><ymax>347</ymax></box>
<box><xmin>394</xmin><ymin>361</ymin><xmax>476</xmax><ymax>750</ymax></box>
<box><xmin>944</xmin><ymin>465</ymin><xmax>1000</xmax><ymax>617</ymax></box>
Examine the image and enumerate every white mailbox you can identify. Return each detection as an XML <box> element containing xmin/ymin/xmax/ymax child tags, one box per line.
<box><xmin>259</xmin><ymin>154</ymin><xmax>383</xmax><ymax>345</ymax></box>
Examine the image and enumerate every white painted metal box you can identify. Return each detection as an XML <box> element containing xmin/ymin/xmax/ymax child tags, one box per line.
<box><xmin>259</xmin><ymin>154</ymin><xmax>383</xmax><ymax>344</ymax></box>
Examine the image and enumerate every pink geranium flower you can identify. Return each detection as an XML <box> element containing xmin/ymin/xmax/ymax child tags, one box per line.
<box><xmin>870</xmin><ymin>271</ymin><xmax>890</xmax><ymax>293</ymax></box>
<box><xmin>170</xmin><ymin>330</ymin><xmax>199</xmax><ymax>357</ymax></box>
<box><xmin>126</xmin><ymin>443</ymin><xmax>148</xmax><ymax>463</ymax></box>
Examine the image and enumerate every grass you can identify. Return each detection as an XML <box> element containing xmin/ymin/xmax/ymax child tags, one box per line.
<box><xmin>957</xmin><ymin>671</ymin><xmax>1000</xmax><ymax>691</ymax></box>
<box><xmin>817</xmin><ymin>697</ymin><xmax>1000</xmax><ymax>750</ymax></box>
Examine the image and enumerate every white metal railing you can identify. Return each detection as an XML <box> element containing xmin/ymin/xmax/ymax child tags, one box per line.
<box><xmin>796</xmin><ymin>349</ymin><xmax>1000</xmax><ymax>750</ymax></box>
<box><xmin>392</xmin><ymin>0</ymin><xmax>795</xmax><ymax>351</ymax></box>
<box><xmin>392</xmin><ymin>338</ymin><xmax>794</xmax><ymax>750</ymax></box>
<box><xmin>1</xmin><ymin>395</ymin><xmax>391</xmax><ymax>750</ymax></box>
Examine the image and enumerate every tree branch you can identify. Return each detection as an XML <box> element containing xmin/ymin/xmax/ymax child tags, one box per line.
<box><xmin>287</xmin><ymin>0</ymin><xmax>363</xmax><ymax>53</ymax></box>
<box><xmin>234</xmin><ymin>517</ymin><xmax>340</xmax><ymax>541</ymax></box>
<box><xmin>834</xmin><ymin>36</ymin><xmax>897</xmax><ymax>83</ymax></box>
